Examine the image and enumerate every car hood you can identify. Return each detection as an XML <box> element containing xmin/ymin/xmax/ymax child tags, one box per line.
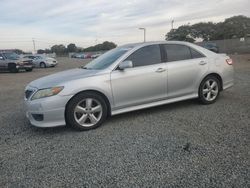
<box><xmin>28</xmin><ymin>68</ymin><xmax>104</xmax><ymax>89</ymax></box>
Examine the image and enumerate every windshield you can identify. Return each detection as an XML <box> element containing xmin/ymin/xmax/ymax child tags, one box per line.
<box><xmin>3</xmin><ymin>52</ymin><xmax>20</xmax><ymax>60</ymax></box>
<box><xmin>83</xmin><ymin>47</ymin><xmax>129</xmax><ymax>70</ymax></box>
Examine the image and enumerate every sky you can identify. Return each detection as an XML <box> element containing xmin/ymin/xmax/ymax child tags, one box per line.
<box><xmin>0</xmin><ymin>0</ymin><xmax>249</xmax><ymax>51</ymax></box>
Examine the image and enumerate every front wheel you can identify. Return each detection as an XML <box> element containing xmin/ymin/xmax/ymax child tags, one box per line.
<box><xmin>40</xmin><ymin>62</ymin><xmax>46</xmax><ymax>68</ymax></box>
<box><xmin>199</xmin><ymin>76</ymin><xmax>220</xmax><ymax>104</ymax></box>
<box><xmin>65</xmin><ymin>92</ymin><xmax>108</xmax><ymax>131</ymax></box>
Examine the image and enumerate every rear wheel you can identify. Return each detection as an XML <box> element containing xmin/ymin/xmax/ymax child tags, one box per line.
<box><xmin>65</xmin><ymin>92</ymin><xmax>108</xmax><ymax>131</ymax></box>
<box><xmin>199</xmin><ymin>76</ymin><xmax>220</xmax><ymax>104</ymax></box>
<box><xmin>40</xmin><ymin>62</ymin><xmax>46</xmax><ymax>68</ymax></box>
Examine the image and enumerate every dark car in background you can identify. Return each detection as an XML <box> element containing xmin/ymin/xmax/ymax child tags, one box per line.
<box><xmin>0</xmin><ymin>51</ymin><xmax>33</xmax><ymax>73</ymax></box>
<box><xmin>202</xmin><ymin>43</ymin><xmax>219</xmax><ymax>53</ymax></box>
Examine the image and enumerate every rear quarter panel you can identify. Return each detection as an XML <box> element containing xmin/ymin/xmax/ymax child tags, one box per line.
<box><xmin>208</xmin><ymin>55</ymin><xmax>234</xmax><ymax>89</ymax></box>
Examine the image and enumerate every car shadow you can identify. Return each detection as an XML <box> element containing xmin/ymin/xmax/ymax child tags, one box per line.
<box><xmin>108</xmin><ymin>99</ymin><xmax>199</xmax><ymax>121</ymax></box>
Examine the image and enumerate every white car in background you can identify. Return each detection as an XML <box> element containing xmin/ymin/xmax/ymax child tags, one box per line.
<box><xmin>23</xmin><ymin>55</ymin><xmax>58</xmax><ymax>68</ymax></box>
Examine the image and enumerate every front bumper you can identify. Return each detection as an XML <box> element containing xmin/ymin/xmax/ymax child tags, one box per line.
<box><xmin>17</xmin><ymin>64</ymin><xmax>33</xmax><ymax>70</ymax></box>
<box><xmin>47</xmin><ymin>61</ymin><xmax>58</xmax><ymax>67</ymax></box>
<box><xmin>24</xmin><ymin>94</ymin><xmax>73</xmax><ymax>127</ymax></box>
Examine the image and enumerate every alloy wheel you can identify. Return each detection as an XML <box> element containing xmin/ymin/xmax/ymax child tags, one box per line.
<box><xmin>74</xmin><ymin>98</ymin><xmax>103</xmax><ymax>127</ymax></box>
<box><xmin>202</xmin><ymin>79</ymin><xmax>219</xmax><ymax>101</ymax></box>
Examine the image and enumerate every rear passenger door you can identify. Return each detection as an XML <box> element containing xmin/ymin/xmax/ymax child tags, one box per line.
<box><xmin>162</xmin><ymin>44</ymin><xmax>208</xmax><ymax>99</ymax></box>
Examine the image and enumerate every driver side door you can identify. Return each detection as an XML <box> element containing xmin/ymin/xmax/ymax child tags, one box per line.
<box><xmin>110</xmin><ymin>44</ymin><xmax>168</xmax><ymax>109</ymax></box>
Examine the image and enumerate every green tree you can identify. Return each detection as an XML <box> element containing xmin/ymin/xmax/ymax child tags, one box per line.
<box><xmin>165</xmin><ymin>15</ymin><xmax>250</xmax><ymax>42</ymax></box>
<box><xmin>166</xmin><ymin>25</ymin><xmax>195</xmax><ymax>42</ymax></box>
<box><xmin>219</xmin><ymin>15</ymin><xmax>250</xmax><ymax>39</ymax></box>
<box><xmin>191</xmin><ymin>22</ymin><xmax>217</xmax><ymax>41</ymax></box>
<box><xmin>84</xmin><ymin>41</ymin><xmax>117</xmax><ymax>52</ymax></box>
<box><xmin>13</xmin><ymin>49</ymin><xmax>24</xmax><ymax>55</ymax></box>
<box><xmin>51</xmin><ymin>44</ymin><xmax>67</xmax><ymax>55</ymax></box>
<box><xmin>37</xmin><ymin>49</ymin><xmax>45</xmax><ymax>54</ymax></box>
<box><xmin>67</xmin><ymin>43</ymin><xmax>77</xmax><ymax>52</ymax></box>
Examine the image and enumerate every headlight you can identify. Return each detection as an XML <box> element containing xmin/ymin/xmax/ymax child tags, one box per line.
<box><xmin>17</xmin><ymin>61</ymin><xmax>24</xmax><ymax>65</ymax></box>
<box><xmin>31</xmin><ymin>86</ymin><xmax>64</xmax><ymax>100</ymax></box>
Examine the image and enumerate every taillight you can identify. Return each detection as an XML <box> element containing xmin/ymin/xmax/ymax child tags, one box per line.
<box><xmin>226</xmin><ymin>58</ymin><xmax>233</xmax><ymax>65</ymax></box>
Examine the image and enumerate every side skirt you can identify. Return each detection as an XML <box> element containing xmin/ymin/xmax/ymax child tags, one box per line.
<box><xmin>111</xmin><ymin>94</ymin><xmax>198</xmax><ymax>116</ymax></box>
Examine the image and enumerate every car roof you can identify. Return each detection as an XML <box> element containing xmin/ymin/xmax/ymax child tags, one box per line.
<box><xmin>119</xmin><ymin>41</ymin><xmax>216</xmax><ymax>57</ymax></box>
<box><xmin>120</xmin><ymin>41</ymin><xmax>195</xmax><ymax>47</ymax></box>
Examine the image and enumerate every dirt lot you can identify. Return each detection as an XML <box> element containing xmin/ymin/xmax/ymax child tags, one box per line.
<box><xmin>0</xmin><ymin>55</ymin><xmax>250</xmax><ymax>187</ymax></box>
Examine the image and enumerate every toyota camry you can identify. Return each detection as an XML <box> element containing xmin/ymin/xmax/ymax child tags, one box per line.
<box><xmin>24</xmin><ymin>41</ymin><xmax>234</xmax><ymax>130</ymax></box>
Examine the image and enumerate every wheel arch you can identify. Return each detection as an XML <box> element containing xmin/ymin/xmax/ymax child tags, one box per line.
<box><xmin>65</xmin><ymin>89</ymin><xmax>112</xmax><ymax>117</ymax></box>
<box><xmin>200</xmin><ymin>73</ymin><xmax>223</xmax><ymax>91</ymax></box>
<box><xmin>40</xmin><ymin>61</ymin><xmax>46</xmax><ymax>67</ymax></box>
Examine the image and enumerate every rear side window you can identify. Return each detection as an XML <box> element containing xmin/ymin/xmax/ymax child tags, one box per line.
<box><xmin>190</xmin><ymin>48</ymin><xmax>205</xmax><ymax>58</ymax></box>
<box><xmin>125</xmin><ymin>45</ymin><xmax>161</xmax><ymax>67</ymax></box>
<box><xmin>163</xmin><ymin>44</ymin><xmax>192</xmax><ymax>62</ymax></box>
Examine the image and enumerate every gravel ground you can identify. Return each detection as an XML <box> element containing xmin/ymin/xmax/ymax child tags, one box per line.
<box><xmin>0</xmin><ymin>55</ymin><xmax>249</xmax><ymax>187</ymax></box>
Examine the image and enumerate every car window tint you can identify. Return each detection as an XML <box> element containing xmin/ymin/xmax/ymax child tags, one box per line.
<box><xmin>125</xmin><ymin>45</ymin><xmax>161</xmax><ymax>67</ymax></box>
<box><xmin>164</xmin><ymin>44</ymin><xmax>192</xmax><ymax>62</ymax></box>
<box><xmin>190</xmin><ymin>48</ymin><xmax>205</xmax><ymax>58</ymax></box>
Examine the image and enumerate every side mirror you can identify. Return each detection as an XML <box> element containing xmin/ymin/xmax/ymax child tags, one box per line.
<box><xmin>119</xmin><ymin>60</ymin><xmax>133</xmax><ymax>70</ymax></box>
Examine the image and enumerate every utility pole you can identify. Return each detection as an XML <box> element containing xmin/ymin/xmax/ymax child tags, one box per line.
<box><xmin>171</xmin><ymin>20</ymin><xmax>174</xmax><ymax>30</ymax></box>
<box><xmin>139</xmin><ymin>28</ymin><xmax>146</xmax><ymax>42</ymax></box>
<box><xmin>32</xmin><ymin>38</ymin><xmax>36</xmax><ymax>54</ymax></box>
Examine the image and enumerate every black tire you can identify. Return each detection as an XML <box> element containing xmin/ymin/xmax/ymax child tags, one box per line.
<box><xmin>40</xmin><ymin>62</ymin><xmax>46</xmax><ymax>68</ymax></box>
<box><xmin>198</xmin><ymin>76</ymin><xmax>221</xmax><ymax>104</ymax></box>
<box><xmin>8</xmin><ymin>63</ymin><xmax>18</xmax><ymax>73</ymax></box>
<box><xmin>25</xmin><ymin>68</ymin><xmax>33</xmax><ymax>72</ymax></box>
<box><xmin>65</xmin><ymin>92</ymin><xmax>108</xmax><ymax>131</ymax></box>
<box><xmin>10</xmin><ymin>67</ymin><xmax>18</xmax><ymax>73</ymax></box>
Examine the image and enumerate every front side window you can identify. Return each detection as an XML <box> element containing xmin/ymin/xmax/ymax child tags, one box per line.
<box><xmin>163</xmin><ymin>44</ymin><xmax>192</xmax><ymax>62</ymax></box>
<box><xmin>125</xmin><ymin>45</ymin><xmax>161</xmax><ymax>67</ymax></box>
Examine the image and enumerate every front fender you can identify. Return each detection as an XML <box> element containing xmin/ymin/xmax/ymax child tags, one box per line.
<box><xmin>58</xmin><ymin>74</ymin><xmax>114</xmax><ymax>107</ymax></box>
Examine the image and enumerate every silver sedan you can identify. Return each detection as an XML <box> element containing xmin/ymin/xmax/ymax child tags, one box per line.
<box><xmin>24</xmin><ymin>41</ymin><xmax>234</xmax><ymax>130</ymax></box>
<box><xmin>23</xmin><ymin>55</ymin><xmax>58</xmax><ymax>68</ymax></box>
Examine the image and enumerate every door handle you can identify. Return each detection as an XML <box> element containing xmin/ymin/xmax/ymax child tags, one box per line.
<box><xmin>155</xmin><ymin>68</ymin><xmax>166</xmax><ymax>73</ymax></box>
<box><xmin>199</xmin><ymin>61</ymin><xmax>207</xmax><ymax>65</ymax></box>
